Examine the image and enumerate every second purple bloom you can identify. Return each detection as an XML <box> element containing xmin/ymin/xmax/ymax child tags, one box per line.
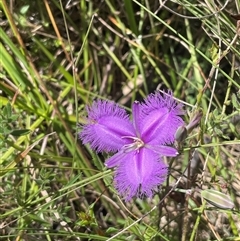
<box><xmin>80</xmin><ymin>91</ymin><xmax>185</xmax><ymax>201</ymax></box>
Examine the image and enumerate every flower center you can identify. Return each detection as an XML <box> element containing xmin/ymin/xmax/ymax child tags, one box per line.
<box><xmin>121</xmin><ymin>136</ymin><xmax>144</xmax><ymax>153</ymax></box>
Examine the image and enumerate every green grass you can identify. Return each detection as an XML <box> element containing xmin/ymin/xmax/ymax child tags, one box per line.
<box><xmin>0</xmin><ymin>0</ymin><xmax>240</xmax><ymax>240</ymax></box>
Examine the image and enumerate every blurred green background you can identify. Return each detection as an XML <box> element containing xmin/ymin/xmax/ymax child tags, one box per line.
<box><xmin>0</xmin><ymin>0</ymin><xmax>240</xmax><ymax>240</ymax></box>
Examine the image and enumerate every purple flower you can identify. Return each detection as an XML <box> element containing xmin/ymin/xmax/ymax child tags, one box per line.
<box><xmin>79</xmin><ymin>91</ymin><xmax>184</xmax><ymax>201</ymax></box>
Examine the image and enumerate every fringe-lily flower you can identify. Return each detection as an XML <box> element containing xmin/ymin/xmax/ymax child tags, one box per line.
<box><xmin>79</xmin><ymin>91</ymin><xmax>184</xmax><ymax>201</ymax></box>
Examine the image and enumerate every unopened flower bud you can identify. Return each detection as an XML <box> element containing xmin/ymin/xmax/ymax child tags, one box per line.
<box><xmin>201</xmin><ymin>189</ymin><xmax>235</xmax><ymax>210</ymax></box>
<box><xmin>175</xmin><ymin>125</ymin><xmax>187</xmax><ymax>143</ymax></box>
<box><xmin>186</xmin><ymin>109</ymin><xmax>203</xmax><ymax>133</ymax></box>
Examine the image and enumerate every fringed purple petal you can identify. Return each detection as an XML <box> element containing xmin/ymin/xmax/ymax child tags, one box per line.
<box><xmin>141</xmin><ymin>110</ymin><xmax>184</xmax><ymax>144</ymax></box>
<box><xmin>114</xmin><ymin>148</ymin><xmax>168</xmax><ymax>201</ymax></box>
<box><xmin>142</xmin><ymin>91</ymin><xmax>184</xmax><ymax>116</ymax></box>
<box><xmin>79</xmin><ymin>100</ymin><xmax>134</xmax><ymax>152</ymax></box>
<box><xmin>139</xmin><ymin>91</ymin><xmax>184</xmax><ymax>144</ymax></box>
